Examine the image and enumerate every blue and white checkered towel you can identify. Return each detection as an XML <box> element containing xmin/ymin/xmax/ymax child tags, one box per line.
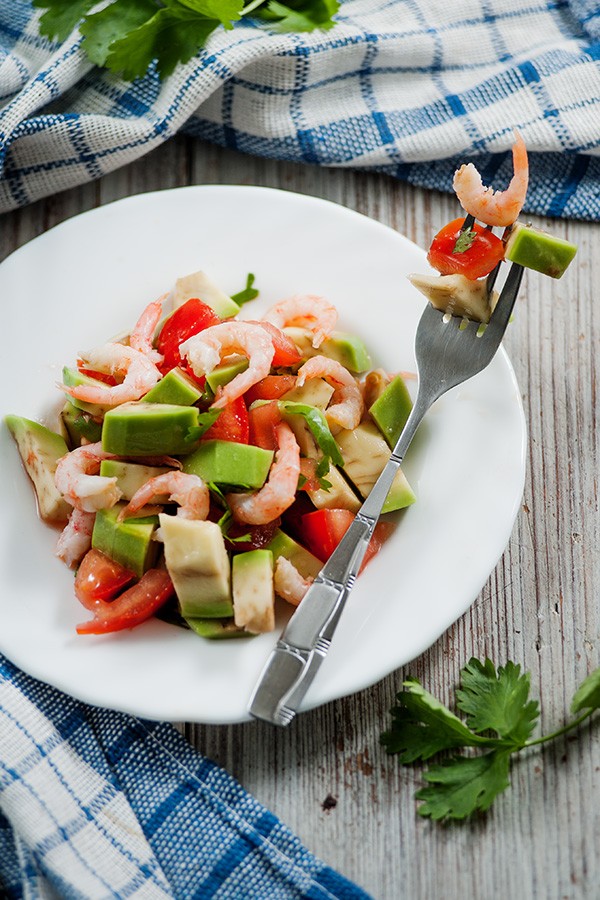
<box><xmin>0</xmin><ymin>655</ymin><xmax>370</xmax><ymax>899</ymax></box>
<box><xmin>0</xmin><ymin>0</ymin><xmax>598</xmax><ymax>218</ymax></box>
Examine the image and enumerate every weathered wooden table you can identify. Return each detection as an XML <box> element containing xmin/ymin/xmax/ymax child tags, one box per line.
<box><xmin>2</xmin><ymin>136</ymin><xmax>598</xmax><ymax>899</ymax></box>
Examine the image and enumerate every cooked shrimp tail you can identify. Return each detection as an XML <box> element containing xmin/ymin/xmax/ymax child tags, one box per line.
<box><xmin>119</xmin><ymin>472</ymin><xmax>209</xmax><ymax>521</ymax></box>
<box><xmin>54</xmin><ymin>442</ymin><xmax>122</xmax><ymax>512</ymax></box>
<box><xmin>262</xmin><ymin>295</ymin><xmax>337</xmax><ymax>348</ymax></box>
<box><xmin>453</xmin><ymin>131</ymin><xmax>529</xmax><ymax>227</ymax></box>
<box><xmin>227</xmin><ymin>423</ymin><xmax>300</xmax><ymax>525</ymax></box>
<box><xmin>296</xmin><ymin>355</ymin><xmax>363</xmax><ymax>431</ymax></box>
<box><xmin>62</xmin><ymin>343</ymin><xmax>162</xmax><ymax>407</ymax></box>
<box><xmin>130</xmin><ymin>296</ymin><xmax>165</xmax><ymax>364</ymax></box>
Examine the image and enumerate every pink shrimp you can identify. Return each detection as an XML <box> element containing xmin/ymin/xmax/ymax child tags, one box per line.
<box><xmin>54</xmin><ymin>442</ymin><xmax>121</xmax><ymax>512</ymax></box>
<box><xmin>453</xmin><ymin>131</ymin><xmax>529</xmax><ymax>227</ymax></box>
<box><xmin>227</xmin><ymin>423</ymin><xmax>300</xmax><ymax>525</ymax></box>
<box><xmin>179</xmin><ymin>321</ymin><xmax>274</xmax><ymax>409</ymax></box>
<box><xmin>262</xmin><ymin>295</ymin><xmax>337</xmax><ymax>348</ymax></box>
<box><xmin>118</xmin><ymin>472</ymin><xmax>209</xmax><ymax>521</ymax></box>
<box><xmin>63</xmin><ymin>343</ymin><xmax>162</xmax><ymax>407</ymax></box>
<box><xmin>274</xmin><ymin>557</ymin><xmax>313</xmax><ymax>607</ymax></box>
<box><xmin>55</xmin><ymin>508</ymin><xmax>96</xmax><ymax>569</ymax></box>
<box><xmin>296</xmin><ymin>355</ymin><xmax>363</xmax><ymax>431</ymax></box>
<box><xmin>129</xmin><ymin>296</ymin><xmax>165</xmax><ymax>364</ymax></box>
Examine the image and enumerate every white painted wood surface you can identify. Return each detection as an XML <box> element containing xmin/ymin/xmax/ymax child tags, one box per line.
<box><xmin>2</xmin><ymin>136</ymin><xmax>598</xmax><ymax>899</ymax></box>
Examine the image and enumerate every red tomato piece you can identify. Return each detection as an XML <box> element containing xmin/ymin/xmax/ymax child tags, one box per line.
<box><xmin>248</xmin><ymin>400</ymin><xmax>282</xmax><ymax>450</ymax></box>
<box><xmin>76</xmin><ymin>569</ymin><xmax>175</xmax><ymax>634</ymax></box>
<box><xmin>247</xmin><ymin>321</ymin><xmax>303</xmax><ymax>367</ymax></box>
<box><xmin>244</xmin><ymin>374</ymin><xmax>297</xmax><ymax>406</ymax></box>
<box><xmin>427</xmin><ymin>218</ymin><xmax>505</xmax><ymax>280</ymax></box>
<box><xmin>202</xmin><ymin>396</ymin><xmax>250</xmax><ymax>444</ymax></box>
<box><xmin>300</xmin><ymin>508</ymin><xmax>395</xmax><ymax>572</ymax></box>
<box><xmin>77</xmin><ymin>366</ymin><xmax>119</xmax><ymax>386</ymax></box>
<box><xmin>156</xmin><ymin>298</ymin><xmax>221</xmax><ymax>375</ymax></box>
<box><xmin>74</xmin><ymin>549</ymin><xmax>135</xmax><ymax>611</ymax></box>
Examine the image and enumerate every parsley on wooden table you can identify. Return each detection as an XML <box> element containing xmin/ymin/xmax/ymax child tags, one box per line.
<box><xmin>33</xmin><ymin>0</ymin><xmax>340</xmax><ymax>81</ymax></box>
<box><xmin>381</xmin><ymin>658</ymin><xmax>600</xmax><ymax>821</ymax></box>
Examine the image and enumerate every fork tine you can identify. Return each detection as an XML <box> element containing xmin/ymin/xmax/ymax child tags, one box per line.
<box><xmin>486</xmin><ymin>262</ymin><xmax>524</xmax><ymax>336</ymax></box>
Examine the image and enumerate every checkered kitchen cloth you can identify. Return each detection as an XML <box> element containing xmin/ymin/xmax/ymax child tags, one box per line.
<box><xmin>0</xmin><ymin>0</ymin><xmax>599</xmax><ymax>218</ymax></box>
<box><xmin>0</xmin><ymin>655</ymin><xmax>370</xmax><ymax>899</ymax></box>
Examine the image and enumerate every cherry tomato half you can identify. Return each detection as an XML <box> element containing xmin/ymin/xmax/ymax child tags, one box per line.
<box><xmin>427</xmin><ymin>218</ymin><xmax>505</xmax><ymax>280</ymax></box>
<box><xmin>156</xmin><ymin>298</ymin><xmax>221</xmax><ymax>375</ymax></box>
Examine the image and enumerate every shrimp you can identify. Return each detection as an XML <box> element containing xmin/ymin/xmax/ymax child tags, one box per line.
<box><xmin>262</xmin><ymin>295</ymin><xmax>337</xmax><ymax>348</ymax></box>
<box><xmin>54</xmin><ymin>442</ymin><xmax>121</xmax><ymax>512</ymax></box>
<box><xmin>180</xmin><ymin>321</ymin><xmax>274</xmax><ymax>409</ymax></box>
<box><xmin>129</xmin><ymin>296</ymin><xmax>165</xmax><ymax>364</ymax></box>
<box><xmin>63</xmin><ymin>343</ymin><xmax>162</xmax><ymax>407</ymax></box>
<box><xmin>296</xmin><ymin>355</ymin><xmax>363</xmax><ymax>431</ymax></box>
<box><xmin>453</xmin><ymin>131</ymin><xmax>529</xmax><ymax>227</ymax></box>
<box><xmin>118</xmin><ymin>472</ymin><xmax>209</xmax><ymax>521</ymax></box>
<box><xmin>274</xmin><ymin>557</ymin><xmax>313</xmax><ymax>607</ymax></box>
<box><xmin>227</xmin><ymin>423</ymin><xmax>300</xmax><ymax>525</ymax></box>
<box><xmin>55</xmin><ymin>508</ymin><xmax>96</xmax><ymax>569</ymax></box>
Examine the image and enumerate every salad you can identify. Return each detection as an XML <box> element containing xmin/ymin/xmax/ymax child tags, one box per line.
<box><xmin>6</xmin><ymin>272</ymin><xmax>415</xmax><ymax>638</ymax></box>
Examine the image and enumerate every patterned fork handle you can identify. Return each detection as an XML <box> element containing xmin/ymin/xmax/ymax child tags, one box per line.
<box><xmin>247</xmin><ymin>396</ymin><xmax>427</xmax><ymax>727</ymax></box>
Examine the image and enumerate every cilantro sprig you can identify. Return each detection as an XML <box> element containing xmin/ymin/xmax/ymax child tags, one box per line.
<box><xmin>33</xmin><ymin>0</ymin><xmax>340</xmax><ymax>80</ymax></box>
<box><xmin>381</xmin><ymin>658</ymin><xmax>600</xmax><ymax>821</ymax></box>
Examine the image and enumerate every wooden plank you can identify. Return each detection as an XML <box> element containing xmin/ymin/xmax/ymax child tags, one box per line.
<box><xmin>1</xmin><ymin>135</ymin><xmax>598</xmax><ymax>898</ymax></box>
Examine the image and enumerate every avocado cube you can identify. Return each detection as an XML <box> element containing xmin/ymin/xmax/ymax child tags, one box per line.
<box><xmin>160</xmin><ymin>516</ymin><xmax>233</xmax><ymax>618</ymax></box>
<box><xmin>282</xmin><ymin>327</ymin><xmax>372</xmax><ymax>372</ymax></box>
<box><xmin>6</xmin><ymin>415</ymin><xmax>71</xmax><ymax>525</ymax></box>
<box><xmin>172</xmin><ymin>270</ymin><xmax>240</xmax><ymax>318</ymax></box>
<box><xmin>143</xmin><ymin>368</ymin><xmax>202</xmax><ymax>406</ymax></box>
<box><xmin>182</xmin><ymin>440</ymin><xmax>274</xmax><ymax>489</ymax></box>
<box><xmin>369</xmin><ymin>375</ymin><xmax>413</xmax><ymax>449</ymax></box>
<box><xmin>265</xmin><ymin>529</ymin><xmax>322</xmax><ymax>581</ymax></box>
<box><xmin>185</xmin><ymin>618</ymin><xmax>252</xmax><ymax>639</ymax></box>
<box><xmin>62</xmin><ymin>367</ymin><xmax>112</xmax><ymax>418</ymax></box>
<box><xmin>102</xmin><ymin>402</ymin><xmax>200</xmax><ymax>456</ymax></box>
<box><xmin>99</xmin><ymin>460</ymin><xmax>172</xmax><ymax>501</ymax></box>
<box><xmin>60</xmin><ymin>401</ymin><xmax>102</xmax><ymax>447</ymax></box>
<box><xmin>505</xmin><ymin>223</ymin><xmax>577</xmax><ymax>279</ymax></box>
<box><xmin>205</xmin><ymin>357</ymin><xmax>249</xmax><ymax>394</ymax></box>
<box><xmin>232</xmin><ymin>549</ymin><xmax>275</xmax><ymax>634</ymax></box>
<box><xmin>336</xmin><ymin>421</ymin><xmax>416</xmax><ymax>513</ymax></box>
<box><xmin>92</xmin><ymin>504</ymin><xmax>158</xmax><ymax>577</ymax></box>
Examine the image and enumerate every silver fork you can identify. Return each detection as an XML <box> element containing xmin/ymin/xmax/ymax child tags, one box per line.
<box><xmin>248</xmin><ymin>261</ymin><xmax>524</xmax><ymax>726</ymax></box>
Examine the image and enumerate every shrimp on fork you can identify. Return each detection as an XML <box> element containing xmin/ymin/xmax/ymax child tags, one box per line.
<box><xmin>296</xmin><ymin>355</ymin><xmax>363</xmax><ymax>431</ymax></box>
<box><xmin>63</xmin><ymin>343</ymin><xmax>162</xmax><ymax>407</ymax></box>
<box><xmin>262</xmin><ymin>295</ymin><xmax>337</xmax><ymax>348</ymax></box>
<box><xmin>118</xmin><ymin>472</ymin><xmax>209</xmax><ymax>521</ymax></box>
<box><xmin>180</xmin><ymin>321</ymin><xmax>274</xmax><ymax>409</ymax></box>
<box><xmin>54</xmin><ymin>442</ymin><xmax>121</xmax><ymax>512</ymax></box>
<box><xmin>453</xmin><ymin>131</ymin><xmax>529</xmax><ymax>227</ymax></box>
<box><xmin>129</xmin><ymin>296</ymin><xmax>166</xmax><ymax>364</ymax></box>
<box><xmin>227</xmin><ymin>423</ymin><xmax>300</xmax><ymax>525</ymax></box>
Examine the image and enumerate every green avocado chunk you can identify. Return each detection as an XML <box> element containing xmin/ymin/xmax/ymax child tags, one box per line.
<box><xmin>284</xmin><ymin>327</ymin><xmax>372</xmax><ymax>373</ymax></box>
<box><xmin>232</xmin><ymin>549</ymin><xmax>275</xmax><ymax>634</ymax></box>
<box><xmin>369</xmin><ymin>375</ymin><xmax>413</xmax><ymax>449</ymax></box>
<box><xmin>6</xmin><ymin>415</ymin><xmax>71</xmax><ymax>524</ymax></box>
<box><xmin>336</xmin><ymin>421</ymin><xmax>416</xmax><ymax>513</ymax></box>
<box><xmin>92</xmin><ymin>504</ymin><xmax>159</xmax><ymax>577</ymax></box>
<box><xmin>505</xmin><ymin>223</ymin><xmax>577</xmax><ymax>278</ymax></box>
<box><xmin>143</xmin><ymin>368</ymin><xmax>202</xmax><ymax>405</ymax></box>
<box><xmin>160</xmin><ymin>516</ymin><xmax>233</xmax><ymax>618</ymax></box>
<box><xmin>182</xmin><ymin>440</ymin><xmax>274</xmax><ymax>489</ymax></box>
<box><xmin>60</xmin><ymin>401</ymin><xmax>103</xmax><ymax>447</ymax></box>
<box><xmin>98</xmin><ymin>460</ymin><xmax>172</xmax><ymax>501</ymax></box>
<box><xmin>265</xmin><ymin>529</ymin><xmax>322</xmax><ymax>581</ymax></box>
<box><xmin>102</xmin><ymin>402</ymin><xmax>200</xmax><ymax>456</ymax></box>
<box><xmin>186</xmin><ymin>618</ymin><xmax>252</xmax><ymax>639</ymax></box>
<box><xmin>205</xmin><ymin>357</ymin><xmax>249</xmax><ymax>394</ymax></box>
<box><xmin>62</xmin><ymin>367</ymin><xmax>111</xmax><ymax>418</ymax></box>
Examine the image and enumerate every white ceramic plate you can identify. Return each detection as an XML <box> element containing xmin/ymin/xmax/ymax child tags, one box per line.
<box><xmin>0</xmin><ymin>186</ymin><xmax>526</xmax><ymax>724</ymax></box>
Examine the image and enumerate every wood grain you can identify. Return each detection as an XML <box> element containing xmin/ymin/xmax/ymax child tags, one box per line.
<box><xmin>2</xmin><ymin>135</ymin><xmax>598</xmax><ymax>899</ymax></box>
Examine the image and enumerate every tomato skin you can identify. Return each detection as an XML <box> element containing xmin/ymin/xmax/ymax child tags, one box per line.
<box><xmin>156</xmin><ymin>299</ymin><xmax>221</xmax><ymax>375</ymax></box>
<box><xmin>300</xmin><ymin>509</ymin><xmax>395</xmax><ymax>571</ymax></box>
<box><xmin>244</xmin><ymin>374</ymin><xmax>297</xmax><ymax>406</ymax></box>
<box><xmin>74</xmin><ymin>549</ymin><xmax>135</xmax><ymax>611</ymax></box>
<box><xmin>248</xmin><ymin>400</ymin><xmax>282</xmax><ymax>450</ymax></box>
<box><xmin>246</xmin><ymin>321</ymin><xmax>303</xmax><ymax>367</ymax></box>
<box><xmin>77</xmin><ymin>366</ymin><xmax>118</xmax><ymax>386</ymax></box>
<box><xmin>202</xmin><ymin>396</ymin><xmax>250</xmax><ymax>444</ymax></box>
<box><xmin>427</xmin><ymin>218</ymin><xmax>505</xmax><ymax>279</ymax></box>
<box><xmin>76</xmin><ymin>569</ymin><xmax>175</xmax><ymax>634</ymax></box>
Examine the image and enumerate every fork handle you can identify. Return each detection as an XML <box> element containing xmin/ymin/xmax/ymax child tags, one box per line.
<box><xmin>248</xmin><ymin>393</ymin><xmax>431</xmax><ymax>726</ymax></box>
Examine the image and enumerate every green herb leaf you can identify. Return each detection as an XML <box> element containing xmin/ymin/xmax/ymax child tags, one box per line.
<box><xmin>175</xmin><ymin>0</ymin><xmax>243</xmax><ymax>26</ymax></box>
<box><xmin>186</xmin><ymin>408</ymin><xmax>221</xmax><ymax>442</ymax></box>
<box><xmin>381</xmin><ymin>677</ymin><xmax>491</xmax><ymax>763</ymax></box>
<box><xmin>279</xmin><ymin>402</ymin><xmax>344</xmax><ymax>467</ymax></box>
<box><xmin>571</xmin><ymin>667</ymin><xmax>600</xmax><ymax>713</ymax></box>
<box><xmin>255</xmin><ymin>0</ymin><xmax>339</xmax><ymax>31</ymax></box>
<box><xmin>416</xmin><ymin>751</ymin><xmax>512</xmax><ymax>821</ymax></box>
<box><xmin>455</xmin><ymin>658</ymin><xmax>539</xmax><ymax>745</ymax></box>
<box><xmin>33</xmin><ymin>0</ymin><xmax>98</xmax><ymax>42</ymax></box>
<box><xmin>80</xmin><ymin>0</ymin><xmax>157</xmax><ymax>68</ymax></box>
<box><xmin>453</xmin><ymin>228</ymin><xmax>476</xmax><ymax>254</ymax></box>
<box><xmin>231</xmin><ymin>273</ymin><xmax>259</xmax><ymax>306</ymax></box>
